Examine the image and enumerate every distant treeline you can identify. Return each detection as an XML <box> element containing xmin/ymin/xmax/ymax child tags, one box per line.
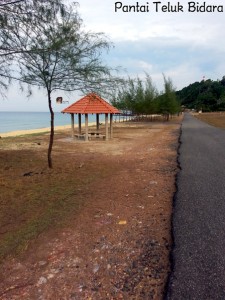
<box><xmin>176</xmin><ymin>76</ymin><xmax>225</xmax><ymax>112</ymax></box>
<box><xmin>111</xmin><ymin>73</ymin><xmax>180</xmax><ymax>120</ymax></box>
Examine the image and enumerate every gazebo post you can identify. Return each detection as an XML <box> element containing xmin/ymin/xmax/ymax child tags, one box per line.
<box><xmin>78</xmin><ymin>113</ymin><xmax>82</xmax><ymax>134</ymax></box>
<box><xmin>105</xmin><ymin>113</ymin><xmax>109</xmax><ymax>140</ymax></box>
<box><xmin>71</xmin><ymin>113</ymin><xmax>75</xmax><ymax>138</ymax></box>
<box><xmin>96</xmin><ymin>113</ymin><xmax>100</xmax><ymax>132</ymax></box>
<box><xmin>85</xmin><ymin>113</ymin><xmax>89</xmax><ymax>141</ymax></box>
<box><xmin>110</xmin><ymin>113</ymin><xmax>113</xmax><ymax>139</ymax></box>
<box><xmin>62</xmin><ymin>93</ymin><xmax>120</xmax><ymax>141</ymax></box>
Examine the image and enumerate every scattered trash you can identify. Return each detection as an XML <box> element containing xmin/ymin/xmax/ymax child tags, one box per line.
<box><xmin>118</xmin><ymin>220</ymin><xmax>127</xmax><ymax>225</ymax></box>
<box><xmin>78</xmin><ymin>285</ymin><xmax>84</xmax><ymax>292</ymax></box>
<box><xmin>47</xmin><ymin>274</ymin><xmax>54</xmax><ymax>279</ymax></box>
<box><xmin>137</xmin><ymin>205</ymin><xmax>144</xmax><ymax>209</ymax></box>
<box><xmin>106</xmin><ymin>213</ymin><xmax>113</xmax><ymax>216</ymax></box>
<box><xmin>149</xmin><ymin>181</ymin><xmax>157</xmax><ymax>184</ymax></box>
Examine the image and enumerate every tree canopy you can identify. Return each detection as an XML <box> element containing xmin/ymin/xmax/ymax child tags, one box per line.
<box><xmin>0</xmin><ymin>0</ymin><xmax>121</xmax><ymax>168</ymax></box>
<box><xmin>0</xmin><ymin>0</ymin><xmax>66</xmax><ymax>91</ymax></box>
<box><xmin>111</xmin><ymin>73</ymin><xmax>180</xmax><ymax>118</ymax></box>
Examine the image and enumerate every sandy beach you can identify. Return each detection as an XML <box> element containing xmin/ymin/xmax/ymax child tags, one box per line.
<box><xmin>0</xmin><ymin>122</ymin><xmax>97</xmax><ymax>138</ymax></box>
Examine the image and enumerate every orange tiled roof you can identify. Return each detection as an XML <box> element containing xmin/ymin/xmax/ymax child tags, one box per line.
<box><xmin>61</xmin><ymin>93</ymin><xmax>120</xmax><ymax>114</ymax></box>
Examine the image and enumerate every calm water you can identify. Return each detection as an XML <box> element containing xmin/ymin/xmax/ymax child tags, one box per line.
<box><xmin>0</xmin><ymin>112</ymin><xmax>104</xmax><ymax>134</ymax></box>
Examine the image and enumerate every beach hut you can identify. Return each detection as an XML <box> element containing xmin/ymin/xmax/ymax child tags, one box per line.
<box><xmin>61</xmin><ymin>93</ymin><xmax>120</xmax><ymax>141</ymax></box>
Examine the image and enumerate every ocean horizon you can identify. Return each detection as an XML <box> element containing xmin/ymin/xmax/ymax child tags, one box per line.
<box><xmin>0</xmin><ymin>111</ymin><xmax>105</xmax><ymax>134</ymax></box>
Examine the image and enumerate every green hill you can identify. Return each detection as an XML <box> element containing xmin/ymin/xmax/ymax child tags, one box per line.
<box><xmin>176</xmin><ymin>76</ymin><xmax>225</xmax><ymax>112</ymax></box>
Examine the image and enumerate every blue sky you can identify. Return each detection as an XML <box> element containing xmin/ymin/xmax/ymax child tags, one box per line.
<box><xmin>1</xmin><ymin>0</ymin><xmax>225</xmax><ymax>111</ymax></box>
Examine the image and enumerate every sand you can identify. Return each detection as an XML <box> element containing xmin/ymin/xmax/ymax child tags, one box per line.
<box><xmin>0</xmin><ymin>122</ymin><xmax>97</xmax><ymax>138</ymax></box>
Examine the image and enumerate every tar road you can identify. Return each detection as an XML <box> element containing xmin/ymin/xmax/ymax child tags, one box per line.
<box><xmin>166</xmin><ymin>113</ymin><xmax>225</xmax><ymax>300</ymax></box>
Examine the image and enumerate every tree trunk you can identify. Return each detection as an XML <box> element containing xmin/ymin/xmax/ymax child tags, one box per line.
<box><xmin>47</xmin><ymin>90</ymin><xmax>54</xmax><ymax>168</ymax></box>
<box><xmin>166</xmin><ymin>113</ymin><xmax>169</xmax><ymax>121</ymax></box>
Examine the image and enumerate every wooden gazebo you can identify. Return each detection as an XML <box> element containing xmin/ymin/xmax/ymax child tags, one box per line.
<box><xmin>61</xmin><ymin>93</ymin><xmax>120</xmax><ymax>141</ymax></box>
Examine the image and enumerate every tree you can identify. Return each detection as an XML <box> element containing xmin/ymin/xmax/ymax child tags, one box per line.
<box><xmin>221</xmin><ymin>76</ymin><xmax>225</xmax><ymax>87</ymax></box>
<box><xmin>157</xmin><ymin>75</ymin><xmax>179</xmax><ymax>120</ymax></box>
<box><xmin>0</xmin><ymin>0</ymin><xmax>65</xmax><ymax>91</ymax></box>
<box><xmin>111</xmin><ymin>77</ymin><xmax>137</xmax><ymax>113</ymax></box>
<box><xmin>143</xmin><ymin>73</ymin><xmax>158</xmax><ymax>114</ymax></box>
<box><xmin>111</xmin><ymin>73</ymin><xmax>159</xmax><ymax>115</ymax></box>
<box><xmin>0</xmin><ymin>58</ymin><xmax>10</xmax><ymax>96</ymax></box>
<box><xmin>176</xmin><ymin>76</ymin><xmax>225</xmax><ymax>111</ymax></box>
<box><xmin>1</xmin><ymin>2</ymin><xmax>120</xmax><ymax>168</ymax></box>
<box><xmin>112</xmin><ymin>73</ymin><xmax>180</xmax><ymax>119</ymax></box>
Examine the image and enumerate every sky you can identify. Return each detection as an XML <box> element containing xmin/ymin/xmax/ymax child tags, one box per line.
<box><xmin>1</xmin><ymin>0</ymin><xmax>225</xmax><ymax>111</ymax></box>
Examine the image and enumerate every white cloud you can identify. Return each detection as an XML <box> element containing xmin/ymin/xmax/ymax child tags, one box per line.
<box><xmin>79</xmin><ymin>0</ymin><xmax>225</xmax><ymax>48</ymax></box>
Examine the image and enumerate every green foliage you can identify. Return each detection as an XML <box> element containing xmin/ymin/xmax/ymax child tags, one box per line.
<box><xmin>156</xmin><ymin>75</ymin><xmax>180</xmax><ymax>119</ymax></box>
<box><xmin>0</xmin><ymin>0</ymin><xmax>67</xmax><ymax>91</ymax></box>
<box><xmin>111</xmin><ymin>73</ymin><xmax>180</xmax><ymax>119</ymax></box>
<box><xmin>111</xmin><ymin>73</ymin><xmax>158</xmax><ymax>114</ymax></box>
<box><xmin>176</xmin><ymin>76</ymin><xmax>225</xmax><ymax>111</ymax></box>
<box><xmin>1</xmin><ymin>2</ymin><xmax>115</xmax><ymax>93</ymax></box>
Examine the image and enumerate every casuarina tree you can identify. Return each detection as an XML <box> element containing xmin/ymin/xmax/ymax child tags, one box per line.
<box><xmin>1</xmin><ymin>1</ymin><xmax>119</xmax><ymax>168</ymax></box>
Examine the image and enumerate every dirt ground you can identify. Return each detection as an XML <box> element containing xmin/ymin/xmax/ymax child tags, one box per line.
<box><xmin>0</xmin><ymin>118</ymin><xmax>181</xmax><ymax>299</ymax></box>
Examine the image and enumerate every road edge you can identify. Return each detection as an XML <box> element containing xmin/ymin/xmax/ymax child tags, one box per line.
<box><xmin>163</xmin><ymin>120</ymin><xmax>183</xmax><ymax>300</ymax></box>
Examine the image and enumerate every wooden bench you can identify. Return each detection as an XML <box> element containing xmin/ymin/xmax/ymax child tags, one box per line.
<box><xmin>74</xmin><ymin>133</ymin><xmax>106</xmax><ymax>140</ymax></box>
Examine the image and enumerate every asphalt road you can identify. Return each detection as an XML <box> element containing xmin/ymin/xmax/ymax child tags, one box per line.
<box><xmin>166</xmin><ymin>113</ymin><xmax>225</xmax><ymax>300</ymax></box>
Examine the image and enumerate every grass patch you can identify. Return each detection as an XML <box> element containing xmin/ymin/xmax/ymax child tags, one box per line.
<box><xmin>18</xmin><ymin>131</ymin><xmax>50</xmax><ymax>137</ymax></box>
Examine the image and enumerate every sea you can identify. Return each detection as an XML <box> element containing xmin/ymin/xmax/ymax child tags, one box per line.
<box><xmin>0</xmin><ymin>111</ymin><xmax>105</xmax><ymax>134</ymax></box>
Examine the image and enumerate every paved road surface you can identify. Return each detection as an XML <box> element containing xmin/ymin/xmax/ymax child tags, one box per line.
<box><xmin>166</xmin><ymin>113</ymin><xmax>225</xmax><ymax>300</ymax></box>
